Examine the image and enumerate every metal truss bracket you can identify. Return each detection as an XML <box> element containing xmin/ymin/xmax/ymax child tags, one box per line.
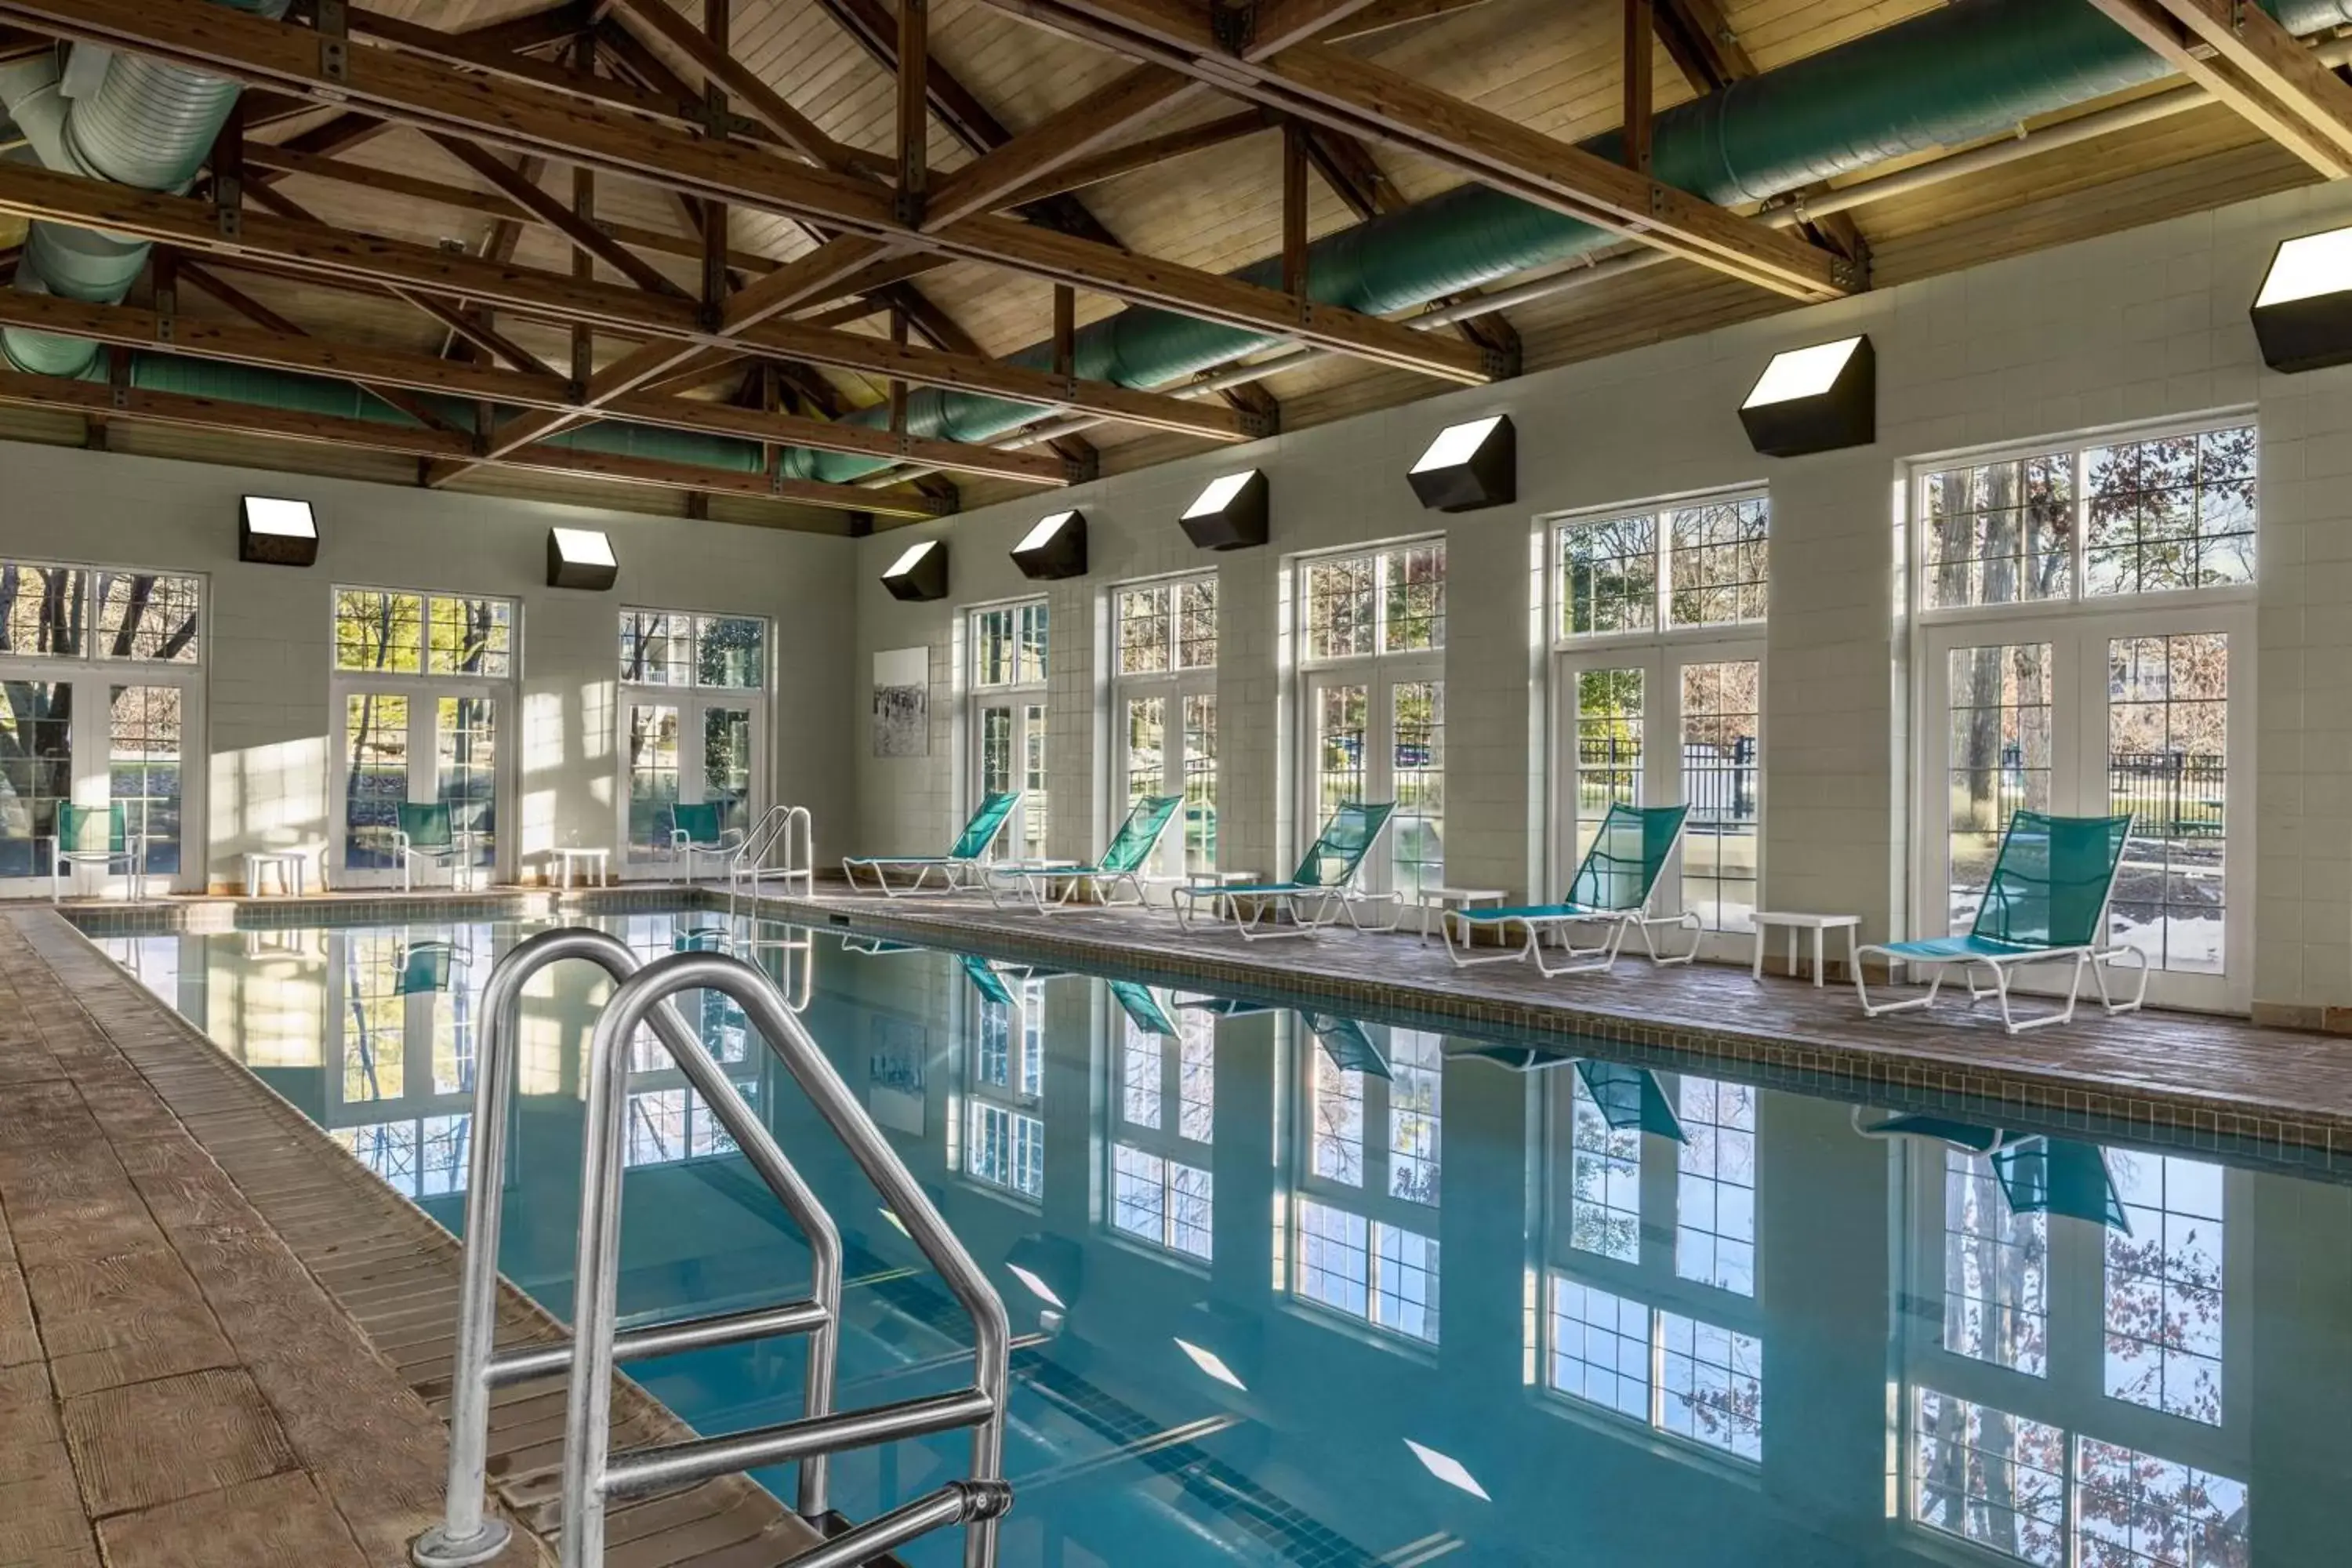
<box><xmin>316</xmin><ymin>0</ymin><xmax>350</xmax><ymax>88</ymax></box>
<box><xmin>1213</xmin><ymin>1</ymin><xmax>1258</xmax><ymax>56</ymax></box>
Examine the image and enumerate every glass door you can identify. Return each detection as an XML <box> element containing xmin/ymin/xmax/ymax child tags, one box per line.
<box><xmin>1555</xmin><ymin>647</ymin><xmax>1762</xmax><ymax>956</ymax></box>
<box><xmin>622</xmin><ymin>695</ymin><xmax>765</xmax><ymax>874</ymax></box>
<box><xmin>1918</xmin><ymin>608</ymin><xmax>2249</xmax><ymax>1011</ymax></box>
<box><xmin>0</xmin><ymin>674</ymin><xmax>204</xmax><ymax>895</ymax></box>
<box><xmin>1116</xmin><ymin>689</ymin><xmax>1220</xmax><ymax>880</ymax></box>
<box><xmin>338</xmin><ymin>693</ymin><xmax>503</xmax><ymax>885</ymax></box>
<box><xmin>1304</xmin><ymin>667</ymin><xmax>1443</xmax><ymax>897</ymax></box>
<box><xmin>972</xmin><ymin>699</ymin><xmax>1047</xmax><ymax>863</ymax></box>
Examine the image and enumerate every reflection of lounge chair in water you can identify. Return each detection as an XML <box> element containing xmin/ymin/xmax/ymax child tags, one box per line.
<box><xmin>1851</xmin><ymin>1109</ymin><xmax>2129</xmax><ymax>1231</ymax></box>
<box><xmin>1854</xmin><ymin>811</ymin><xmax>2147</xmax><ymax>1034</ymax></box>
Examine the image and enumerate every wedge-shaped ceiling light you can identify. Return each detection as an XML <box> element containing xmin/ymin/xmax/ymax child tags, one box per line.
<box><xmin>1174</xmin><ymin>1338</ymin><xmax>1248</xmax><ymax>1392</ymax></box>
<box><xmin>1011</xmin><ymin>509</ymin><xmax>1087</xmax><ymax>580</ymax></box>
<box><xmin>1006</xmin><ymin>1233</ymin><xmax>1083</xmax><ymax>1312</ymax></box>
<box><xmin>1178</xmin><ymin>469</ymin><xmax>1269</xmax><ymax>551</ymax></box>
<box><xmin>546</xmin><ymin>526</ymin><xmax>618</xmax><ymax>590</ymax></box>
<box><xmin>1404</xmin><ymin>1439</ymin><xmax>1492</xmax><ymax>1501</ymax></box>
<box><xmin>2252</xmin><ymin>225</ymin><xmax>2352</xmax><ymax>372</ymax></box>
<box><xmin>1739</xmin><ymin>334</ymin><xmax>1875</xmax><ymax>457</ymax></box>
<box><xmin>881</xmin><ymin>539</ymin><xmax>949</xmax><ymax>602</ymax></box>
<box><xmin>1407</xmin><ymin>414</ymin><xmax>1515</xmax><ymax>512</ymax></box>
<box><xmin>239</xmin><ymin>495</ymin><xmax>318</xmax><ymax>567</ymax></box>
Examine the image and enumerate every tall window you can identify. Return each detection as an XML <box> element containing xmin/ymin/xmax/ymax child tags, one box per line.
<box><xmin>1553</xmin><ymin>493</ymin><xmax>1765</xmax><ymax>942</ymax></box>
<box><xmin>617</xmin><ymin>609</ymin><xmax>768</xmax><ymax>871</ymax></box>
<box><xmin>1290</xmin><ymin>1018</ymin><xmax>1443</xmax><ymax>1343</ymax></box>
<box><xmin>1113</xmin><ymin>575</ymin><xmax>1217</xmax><ymax>877</ymax></box>
<box><xmin>969</xmin><ymin>600</ymin><xmax>1050</xmax><ymax>863</ymax></box>
<box><xmin>0</xmin><ymin>561</ymin><xmax>203</xmax><ymax>887</ymax></box>
<box><xmin>1911</xmin><ymin>419</ymin><xmax>2254</xmax><ymax>1010</ymax></box>
<box><xmin>1298</xmin><ymin>541</ymin><xmax>1445</xmax><ymax>896</ymax></box>
<box><xmin>332</xmin><ymin>588</ymin><xmax>515</xmax><ymax>880</ymax></box>
<box><xmin>1109</xmin><ymin>987</ymin><xmax>1214</xmax><ymax>1260</ymax></box>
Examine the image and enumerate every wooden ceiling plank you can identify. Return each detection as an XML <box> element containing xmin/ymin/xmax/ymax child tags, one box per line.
<box><xmin>1243</xmin><ymin>0</ymin><xmax>1390</xmax><ymax>60</ymax></box>
<box><xmin>1006</xmin><ymin>109</ymin><xmax>1276</xmax><ymax>205</ymax></box>
<box><xmin>1323</xmin><ymin>0</ymin><xmax>1495</xmax><ymax>42</ymax></box>
<box><xmin>0</xmin><ymin>0</ymin><xmax>1485</xmax><ymax>383</ymax></box>
<box><xmin>601</xmin><ymin>0</ymin><xmax>866</xmax><ymax>173</ymax></box>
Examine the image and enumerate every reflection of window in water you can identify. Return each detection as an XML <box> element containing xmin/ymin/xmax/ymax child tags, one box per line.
<box><xmin>1110</xmin><ymin>996</ymin><xmax>1214</xmax><ymax>1260</ymax></box>
<box><xmin>1944</xmin><ymin>1149</ymin><xmax>2049</xmax><ymax>1376</ymax></box>
<box><xmin>1291</xmin><ymin>1021</ymin><xmax>1443</xmax><ymax>1343</ymax></box>
<box><xmin>625</xmin><ymin>1082</ymin><xmax>758</xmax><ymax>1167</ymax></box>
<box><xmin>1675</xmin><ymin>1077</ymin><xmax>1755</xmax><ymax>1296</ymax></box>
<box><xmin>332</xmin><ymin>1114</ymin><xmax>470</xmax><ymax>1199</ymax></box>
<box><xmin>1908</xmin><ymin>1389</ymin><xmax>2247</xmax><ymax>1567</ymax></box>
<box><xmin>1546</xmin><ymin>1279</ymin><xmax>1762</xmax><ymax>1461</ymax></box>
<box><xmin>962</xmin><ymin>978</ymin><xmax>1045</xmax><ymax>1201</ymax></box>
<box><xmin>2103</xmin><ymin>1152</ymin><xmax>2224</xmax><ymax>1425</ymax></box>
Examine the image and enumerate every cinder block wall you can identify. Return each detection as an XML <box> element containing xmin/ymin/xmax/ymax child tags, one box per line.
<box><xmin>0</xmin><ymin>444</ymin><xmax>857</xmax><ymax>887</ymax></box>
<box><xmin>853</xmin><ymin>178</ymin><xmax>2352</xmax><ymax>1025</ymax></box>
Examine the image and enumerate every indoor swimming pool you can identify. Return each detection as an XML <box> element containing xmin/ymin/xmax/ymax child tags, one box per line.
<box><xmin>91</xmin><ymin>910</ymin><xmax>2325</xmax><ymax>1566</ymax></box>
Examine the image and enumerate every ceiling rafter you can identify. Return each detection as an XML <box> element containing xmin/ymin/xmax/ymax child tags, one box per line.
<box><xmin>0</xmin><ymin>161</ymin><xmax>1254</xmax><ymax>442</ymax></box>
<box><xmin>963</xmin><ymin>0</ymin><xmax>1856</xmax><ymax>302</ymax></box>
<box><xmin>2083</xmin><ymin>0</ymin><xmax>2352</xmax><ymax>179</ymax></box>
<box><xmin>0</xmin><ymin>285</ymin><xmax>1072</xmax><ymax>489</ymax></box>
<box><xmin>0</xmin><ymin>0</ymin><xmax>1493</xmax><ymax>385</ymax></box>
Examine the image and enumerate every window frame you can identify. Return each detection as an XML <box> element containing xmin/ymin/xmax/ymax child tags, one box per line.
<box><xmin>335</xmin><ymin>585</ymin><xmax>519</xmax><ymax>682</ymax></box>
<box><xmin>617</xmin><ymin>605</ymin><xmax>771</xmax><ymax>693</ymax></box>
<box><xmin>1102</xmin><ymin>985</ymin><xmax>1218</xmax><ymax>1265</ymax></box>
<box><xmin>963</xmin><ymin>595</ymin><xmax>1051</xmax><ymax>864</ymax></box>
<box><xmin>613</xmin><ymin>606</ymin><xmax>771</xmax><ymax>877</ymax></box>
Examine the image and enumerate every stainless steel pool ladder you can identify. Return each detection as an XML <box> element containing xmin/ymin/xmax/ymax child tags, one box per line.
<box><xmin>411</xmin><ymin>927</ymin><xmax>1012</xmax><ymax>1568</ymax></box>
<box><xmin>730</xmin><ymin>804</ymin><xmax>815</xmax><ymax>902</ymax></box>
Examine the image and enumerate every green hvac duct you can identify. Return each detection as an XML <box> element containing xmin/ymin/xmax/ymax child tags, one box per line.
<box><xmin>9</xmin><ymin>0</ymin><xmax>2352</xmax><ymax>491</ymax></box>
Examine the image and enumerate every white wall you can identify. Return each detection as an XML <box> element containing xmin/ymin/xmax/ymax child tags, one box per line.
<box><xmin>0</xmin><ymin>443</ymin><xmax>856</xmax><ymax>887</ymax></box>
<box><xmin>854</xmin><ymin>176</ymin><xmax>2352</xmax><ymax>1025</ymax></box>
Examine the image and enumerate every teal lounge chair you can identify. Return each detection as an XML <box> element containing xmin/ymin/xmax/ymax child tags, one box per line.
<box><xmin>1169</xmin><ymin>800</ymin><xmax>1402</xmax><ymax>941</ymax></box>
<box><xmin>983</xmin><ymin>794</ymin><xmax>1181</xmax><ymax>913</ymax></box>
<box><xmin>1853</xmin><ymin>811</ymin><xmax>2147</xmax><ymax>1034</ymax></box>
<box><xmin>49</xmin><ymin>801</ymin><xmax>143</xmax><ymax>903</ymax></box>
<box><xmin>1440</xmin><ymin>804</ymin><xmax>1698</xmax><ymax>975</ymax></box>
<box><xmin>841</xmin><ymin>790</ymin><xmax>1022</xmax><ymax>896</ymax></box>
<box><xmin>669</xmin><ymin>800</ymin><xmax>745</xmax><ymax>884</ymax></box>
<box><xmin>394</xmin><ymin>801</ymin><xmax>472</xmax><ymax>892</ymax></box>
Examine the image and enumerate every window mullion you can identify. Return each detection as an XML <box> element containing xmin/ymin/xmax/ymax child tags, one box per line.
<box><xmin>1654</xmin><ymin>512</ymin><xmax>1671</xmax><ymax>633</ymax></box>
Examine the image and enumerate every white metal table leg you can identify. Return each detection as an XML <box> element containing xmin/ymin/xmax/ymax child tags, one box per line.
<box><xmin>1812</xmin><ymin>926</ymin><xmax>1825</xmax><ymax>988</ymax></box>
<box><xmin>1751</xmin><ymin>926</ymin><xmax>1765</xmax><ymax>980</ymax></box>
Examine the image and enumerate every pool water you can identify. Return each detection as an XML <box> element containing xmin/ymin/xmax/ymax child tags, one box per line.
<box><xmin>94</xmin><ymin>911</ymin><xmax>2336</xmax><ymax>1566</ymax></box>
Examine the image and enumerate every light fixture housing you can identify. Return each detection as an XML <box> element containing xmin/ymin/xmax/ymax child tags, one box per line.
<box><xmin>1178</xmin><ymin>469</ymin><xmax>1268</xmax><ymax>551</ymax></box>
<box><xmin>1407</xmin><ymin>414</ymin><xmax>1515</xmax><ymax>512</ymax></box>
<box><xmin>238</xmin><ymin>495</ymin><xmax>318</xmax><ymax>567</ymax></box>
<box><xmin>546</xmin><ymin>526</ymin><xmax>618</xmax><ymax>590</ymax></box>
<box><xmin>880</xmin><ymin>539</ymin><xmax>949</xmax><ymax>602</ymax></box>
<box><xmin>1738</xmin><ymin>333</ymin><xmax>1875</xmax><ymax>457</ymax></box>
<box><xmin>2252</xmin><ymin>225</ymin><xmax>2352</xmax><ymax>372</ymax></box>
<box><xmin>1011</xmin><ymin>509</ymin><xmax>1087</xmax><ymax>580</ymax></box>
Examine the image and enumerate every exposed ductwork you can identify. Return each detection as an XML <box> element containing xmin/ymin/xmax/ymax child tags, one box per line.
<box><xmin>0</xmin><ymin>0</ymin><xmax>291</xmax><ymax>377</ymax></box>
<box><xmin>7</xmin><ymin>0</ymin><xmax>2350</xmax><ymax>494</ymax></box>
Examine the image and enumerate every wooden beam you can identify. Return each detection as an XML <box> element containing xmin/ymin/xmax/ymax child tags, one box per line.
<box><xmin>1323</xmin><ymin>0</ymin><xmax>1495</xmax><ymax>41</ymax></box>
<box><xmin>0</xmin><ymin>0</ymin><xmax>1488</xmax><ymax>383</ymax></box>
<box><xmin>1653</xmin><ymin>0</ymin><xmax>1746</xmax><ymax>93</ymax></box>
<box><xmin>2082</xmin><ymin>0</ymin><xmax>2352</xmax><ymax>177</ymax></box>
<box><xmin>1298</xmin><ymin>121</ymin><xmax>1399</xmax><ymax>220</ymax></box>
<box><xmin>428</xmin><ymin>134</ymin><xmax>690</xmax><ymax>297</ymax></box>
<box><xmin>898</xmin><ymin>0</ymin><xmax>930</xmax><ymax>222</ymax></box>
<box><xmin>0</xmin><ymin>162</ymin><xmax>1254</xmax><ymax>437</ymax></box>
<box><xmin>702</xmin><ymin>0</ymin><xmax>733</xmax><ymax>316</ymax></box>
<box><xmin>968</xmin><ymin>0</ymin><xmax>1853</xmax><ymax>300</ymax></box>
<box><xmin>1282</xmin><ymin>119</ymin><xmax>1309</xmax><ymax>297</ymax></box>
<box><xmin>920</xmin><ymin>66</ymin><xmax>1201</xmax><ymax>232</ymax></box>
<box><xmin>1623</xmin><ymin>0</ymin><xmax>1653</xmax><ymax>176</ymax></box>
<box><xmin>602</xmin><ymin>0</ymin><xmax>862</xmax><ymax>172</ymax></box>
<box><xmin>2145</xmin><ymin>0</ymin><xmax>2352</xmax><ymax>171</ymax></box>
<box><xmin>1240</xmin><ymin>0</ymin><xmax>1388</xmax><ymax>60</ymax></box>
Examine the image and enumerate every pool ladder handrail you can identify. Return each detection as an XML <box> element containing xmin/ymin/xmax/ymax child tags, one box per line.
<box><xmin>730</xmin><ymin>803</ymin><xmax>815</xmax><ymax>902</ymax></box>
<box><xmin>410</xmin><ymin>929</ymin><xmax>1011</xmax><ymax>1568</ymax></box>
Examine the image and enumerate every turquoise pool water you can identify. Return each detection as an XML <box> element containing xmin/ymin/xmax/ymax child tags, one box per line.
<box><xmin>94</xmin><ymin>911</ymin><xmax>2332</xmax><ymax>1566</ymax></box>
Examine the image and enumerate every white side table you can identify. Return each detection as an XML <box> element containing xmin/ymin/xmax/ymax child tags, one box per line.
<box><xmin>243</xmin><ymin>849</ymin><xmax>310</xmax><ymax>898</ymax></box>
<box><xmin>1413</xmin><ymin>885</ymin><xmax>1506</xmax><ymax>941</ymax></box>
<box><xmin>552</xmin><ymin>846</ymin><xmax>611</xmax><ymax>889</ymax></box>
<box><xmin>1171</xmin><ymin>868</ymin><xmax>1260</xmax><ymax>912</ymax></box>
<box><xmin>1751</xmin><ymin>911</ymin><xmax>1861</xmax><ymax>987</ymax></box>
